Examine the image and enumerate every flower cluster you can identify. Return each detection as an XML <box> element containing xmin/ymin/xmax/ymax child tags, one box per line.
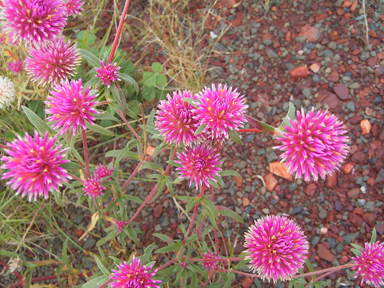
<box><xmin>244</xmin><ymin>215</ymin><xmax>309</xmax><ymax>282</ymax></box>
<box><xmin>274</xmin><ymin>108</ymin><xmax>349</xmax><ymax>182</ymax></box>
<box><xmin>64</xmin><ymin>0</ymin><xmax>84</xmax><ymax>17</ymax></box>
<box><xmin>0</xmin><ymin>76</ymin><xmax>16</xmax><ymax>109</ymax></box>
<box><xmin>201</xmin><ymin>250</ymin><xmax>220</xmax><ymax>272</ymax></box>
<box><xmin>109</xmin><ymin>256</ymin><xmax>161</xmax><ymax>288</ymax></box>
<box><xmin>1</xmin><ymin>131</ymin><xmax>71</xmax><ymax>201</ymax></box>
<box><xmin>95</xmin><ymin>61</ymin><xmax>121</xmax><ymax>88</ymax></box>
<box><xmin>7</xmin><ymin>60</ymin><xmax>23</xmax><ymax>76</ymax></box>
<box><xmin>113</xmin><ymin>219</ymin><xmax>128</xmax><ymax>234</ymax></box>
<box><xmin>83</xmin><ymin>165</ymin><xmax>113</xmax><ymax>200</ymax></box>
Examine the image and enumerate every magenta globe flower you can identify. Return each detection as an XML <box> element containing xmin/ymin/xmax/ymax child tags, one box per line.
<box><xmin>201</xmin><ymin>250</ymin><xmax>220</xmax><ymax>272</ymax></box>
<box><xmin>95</xmin><ymin>164</ymin><xmax>113</xmax><ymax>179</ymax></box>
<box><xmin>95</xmin><ymin>61</ymin><xmax>121</xmax><ymax>88</ymax></box>
<box><xmin>2</xmin><ymin>0</ymin><xmax>67</xmax><ymax>45</ymax></box>
<box><xmin>175</xmin><ymin>144</ymin><xmax>222</xmax><ymax>188</ymax></box>
<box><xmin>274</xmin><ymin>108</ymin><xmax>349</xmax><ymax>182</ymax></box>
<box><xmin>352</xmin><ymin>242</ymin><xmax>384</xmax><ymax>287</ymax></box>
<box><xmin>1</xmin><ymin>131</ymin><xmax>71</xmax><ymax>202</ymax></box>
<box><xmin>110</xmin><ymin>256</ymin><xmax>161</xmax><ymax>288</ymax></box>
<box><xmin>64</xmin><ymin>0</ymin><xmax>83</xmax><ymax>17</ymax></box>
<box><xmin>113</xmin><ymin>219</ymin><xmax>128</xmax><ymax>234</ymax></box>
<box><xmin>83</xmin><ymin>176</ymin><xmax>105</xmax><ymax>200</ymax></box>
<box><xmin>7</xmin><ymin>60</ymin><xmax>23</xmax><ymax>76</ymax></box>
<box><xmin>25</xmin><ymin>37</ymin><xmax>81</xmax><ymax>87</ymax></box>
<box><xmin>155</xmin><ymin>90</ymin><xmax>204</xmax><ymax>146</ymax></box>
<box><xmin>244</xmin><ymin>215</ymin><xmax>309</xmax><ymax>282</ymax></box>
<box><xmin>45</xmin><ymin>79</ymin><xmax>99</xmax><ymax>136</ymax></box>
<box><xmin>193</xmin><ymin>83</ymin><xmax>248</xmax><ymax>140</ymax></box>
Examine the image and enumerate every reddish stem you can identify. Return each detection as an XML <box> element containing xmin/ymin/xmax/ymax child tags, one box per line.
<box><xmin>108</xmin><ymin>0</ymin><xmax>131</xmax><ymax>63</ymax></box>
<box><xmin>187</xmin><ymin>257</ymin><xmax>241</xmax><ymax>262</ymax></box>
<box><xmin>157</xmin><ymin>258</ymin><xmax>178</xmax><ymax>271</ymax></box>
<box><xmin>237</xmin><ymin>129</ymin><xmax>262</xmax><ymax>133</ymax></box>
<box><xmin>210</xmin><ymin>186</ymin><xmax>219</xmax><ymax>253</ymax></box>
<box><xmin>68</xmin><ymin>173</ymin><xmax>83</xmax><ymax>183</ymax></box>
<box><xmin>0</xmin><ymin>144</ymin><xmax>9</xmax><ymax>150</ymax></box>
<box><xmin>9</xmin><ymin>272</ymin><xmax>88</xmax><ymax>288</ymax></box>
<box><xmin>115</xmin><ymin>108</ymin><xmax>143</xmax><ymax>143</ymax></box>
<box><xmin>122</xmin><ymin>161</ymin><xmax>143</xmax><ymax>190</ymax></box>
<box><xmin>81</xmin><ymin>129</ymin><xmax>90</xmax><ymax>178</ymax></box>
<box><xmin>0</xmin><ymin>259</ymin><xmax>23</xmax><ymax>280</ymax></box>
<box><xmin>126</xmin><ymin>183</ymin><xmax>158</xmax><ymax>225</ymax></box>
<box><xmin>183</xmin><ymin>203</ymin><xmax>199</xmax><ymax>245</ymax></box>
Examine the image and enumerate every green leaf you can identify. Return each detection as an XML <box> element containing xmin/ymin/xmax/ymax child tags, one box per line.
<box><xmin>166</xmin><ymin>160</ymin><xmax>182</xmax><ymax>167</ymax></box>
<box><xmin>122</xmin><ymin>195</ymin><xmax>143</xmax><ymax>204</ymax></box>
<box><xmin>219</xmin><ymin>170</ymin><xmax>242</xmax><ymax>178</ymax></box>
<box><xmin>81</xmin><ymin>275</ymin><xmax>108</xmax><ymax>288</ymax></box>
<box><xmin>140</xmin><ymin>124</ymin><xmax>159</xmax><ymax>135</ymax></box>
<box><xmin>244</xmin><ymin>114</ymin><xmax>276</xmax><ymax>135</ymax></box>
<box><xmin>105</xmin><ymin>149</ymin><xmax>140</xmax><ymax>160</ymax></box>
<box><xmin>279</xmin><ymin>102</ymin><xmax>296</xmax><ymax>131</ymax></box>
<box><xmin>152</xmin><ymin>62</ymin><xmax>163</xmax><ymax>73</ymax></box>
<box><xmin>182</xmin><ymin>97</ymin><xmax>199</xmax><ymax>108</ymax></box>
<box><xmin>118</xmin><ymin>72</ymin><xmax>139</xmax><ymax>93</ymax></box>
<box><xmin>153</xmin><ymin>233</ymin><xmax>173</xmax><ymax>244</ymax></box>
<box><xmin>141</xmin><ymin>242</ymin><xmax>156</xmax><ymax>263</ymax></box>
<box><xmin>142</xmin><ymin>86</ymin><xmax>156</xmax><ymax>101</ymax></box>
<box><xmin>97</xmin><ymin>231</ymin><xmax>116</xmax><ymax>247</ymax></box>
<box><xmin>305</xmin><ymin>259</ymin><xmax>316</xmax><ymax>281</ymax></box>
<box><xmin>194</xmin><ymin>123</ymin><xmax>207</xmax><ymax>136</ymax></box>
<box><xmin>228</xmin><ymin>128</ymin><xmax>242</xmax><ymax>145</ymax></box>
<box><xmin>79</xmin><ymin>48</ymin><xmax>100</xmax><ymax>67</ymax></box>
<box><xmin>143</xmin><ymin>71</ymin><xmax>156</xmax><ymax>86</ymax></box>
<box><xmin>94</xmin><ymin>255</ymin><xmax>110</xmax><ymax>276</ymax></box>
<box><xmin>84</xmin><ymin>77</ymin><xmax>100</xmax><ymax>89</ymax></box>
<box><xmin>21</xmin><ymin>106</ymin><xmax>51</xmax><ymax>134</ymax></box>
<box><xmin>217</xmin><ymin>206</ymin><xmax>244</xmax><ymax>223</ymax></box>
<box><xmin>370</xmin><ymin>227</ymin><xmax>377</xmax><ymax>244</ymax></box>
<box><xmin>139</xmin><ymin>162</ymin><xmax>164</xmax><ymax>173</ymax></box>
<box><xmin>85</xmin><ymin>122</ymin><xmax>115</xmax><ymax>136</ymax></box>
<box><xmin>165</xmin><ymin>178</ymin><xmax>174</xmax><ymax>197</ymax></box>
<box><xmin>351</xmin><ymin>248</ymin><xmax>362</xmax><ymax>257</ymax></box>
<box><xmin>147</xmin><ymin>108</ymin><xmax>156</xmax><ymax>126</ymax></box>
<box><xmin>151</xmin><ymin>142</ymin><xmax>167</xmax><ymax>159</ymax></box>
<box><xmin>154</xmin><ymin>242</ymin><xmax>183</xmax><ymax>254</ymax></box>
<box><xmin>208</xmin><ymin>178</ymin><xmax>220</xmax><ymax>189</ymax></box>
<box><xmin>93</xmin><ymin>112</ymin><xmax>120</xmax><ymax>122</ymax></box>
<box><xmin>60</xmin><ymin>162</ymin><xmax>83</xmax><ymax>170</ymax></box>
<box><xmin>156</xmin><ymin>74</ymin><xmax>167</xmax><ymax>88</ymax></box>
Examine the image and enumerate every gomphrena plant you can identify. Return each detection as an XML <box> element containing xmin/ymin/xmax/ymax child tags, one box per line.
<box><xmin>0</xmin><ymin>0</ymin><xmax>382</xmax><ymax>287</ymax></box>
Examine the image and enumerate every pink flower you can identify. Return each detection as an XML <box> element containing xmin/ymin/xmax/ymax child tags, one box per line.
<box><xmin>1</xmin><ymin>131</ymin><xmax>71</xmax><ymax>202</ymax></box>
<box><xmin>352</xmin><ymin>242</ymin><xmax>384</xmax><ymax>287</ymax></box>
<box><xmin>244</xmin><ymin>215</ymin><xmax>309</xmax><ymax>282</ymax></box>
<box><xmin>83</xmin><ymin>176</ymin><xmax>105</xmax><ymax>200</ymax></box>
<box><xmin>95</xmin><ymin>164</ymin><xmax>113</xmax><ymax>179</ymax></box>
<box><xmin>3</xmin><ymin>0</ymin><xmax>67</xmax><ymax>45</ymax></box>
<box><xmin>25</xmin><ymin>37</ymin><xmax>81</xmax><ymax>87</ymax></box>
<box><xmin>274</xmin><ymin>108</ymin><xmax>349</xmax><ymax>182</ymax></box>
<box><xmin>193</xmin><ymin>83</ymin><xmax>248</xmax><ymax>140</ymax></box>
<box><xmin>64</xmin><ymin>0</ymin><xmax>83</xmax><ymax>17</ymax></box>
<box><xmin>45</xmin><ymin>79</ymin><xmax>99</xmax><ymax>136</ymax></box>
<box><xmin>95</xmin><ymin>61</ymin><xmax>121</xmax><ymax>88</ymax></box>
<box><xmin>113</xmin><ymin>219</ymin><xmax>128</xmax><ymax>234</ymax></box>
<box><xmin>175</xmin><ymin>144</ymin><xmax>222</xmax><ymax>188</ymax></box>
<box><xmin>155</xmin><ymin>90</ymin><xmax>204</xmax><ymax>146</ymax></box>
<box><xmin>201</xmin><ymin>250</ymin><xmax>220</xmax><ymax>272</ymax></box>
<box><xmin>110</xmin><ymin>255</ymin><xmax>161</xmax><ymax>288</ymax></box>
<box><xmin>7</xmin><ymin>60</ymin><xmax>23</xmax><ymax>76</ymax></box>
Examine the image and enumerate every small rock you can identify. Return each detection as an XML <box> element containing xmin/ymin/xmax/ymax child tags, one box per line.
<box><xmin>333</xmin><ymin>83</ymin><xmax>349</xmax><ymax>100</ymax></box>
<box><xmin>234</xmin><ymin>176</ymin><xmax>243</xmax><ymax>187</ymax></box>
<box><xmin>362</xmin><ymin>213</ymin><xmax>377</xmax><ymax>227</ymax></box>
<box><xmin>266</xmin><ymin>48</ymin><xmax>279</xmax><ymax>58</ymax></box>
<box><xmin>351</xmin><ymin>151</ymin><xmax>365</xmax><ymax>163</ymax></box>
<box><xmin>292</xmin><ymin>206</ymin><xmax>303</xmax><ymax>215</ymax></box>
<box><xmin>317</xmin><ymin>243</ymin><xmax>335</xmax><ymax>262</ymax></box>
<box><xmin>262</xmin><ymin>208</ymin><xmax>270</xmax><ymax>214</ymax></box>
<box><xmin>375</xmin><ymin>168</ymin><xmax>384</xmax><ymax>183</ymax></box>
<box><xmin>318</xmin><ymin>90</ymin><xmax>339</xmax><ymax>109</ymax></box>
<box><xmin>320</xmin><ymin>227</ymin><xmax>328</xmax><ymax>234</ymax></box>
<box><xmin>298</xmin><ymin>24</ymin><xmax>323</xmax><ymax>43</ymax></box>
<box><xmin>335</xmin><ymin>201</ymin><xmax>344</xmax><ymax>212</ymax></box>
<box><xmin>83</xmin><ymin>237</ymin><xmax>96</xmax><ymax>250</ymax></box>
<box><xmin>367</xmin><ymin>57</ymin><xmax>377</xmax><ymax>66</ymax></box>
<box><xmin>349</xmin><ymin>213</ymin><xmax>363</xmax><ymax>227</ymax></box>
<box><xmin>310</xmin><ymin>63</ymin><xmax>320</xmax><ymax>73</ymax></box>
<box><xmin>325</xmin><ymin>173</ymin><xmax>337</xmax><ymax>188</ymax></box>
<box><xmin>319</xmin><ymin>209</ymin><xmax>327</xmax><ymax>219</ymax></box>
<box><xmin>153</xmin><ymin>204</ymin><xmax>163</xmax><ymax>218</ymax></box>
<box><xmin>343</xmin><ymin>163</ymin><xmax>354</xmax><ymax>174</ymax></box>
<box><xmin>242</xmin><ymin>197</ymin><xmax>250</xmax><ymax>207</ymax></box>
<box><xmin>241</xmin><ymin>277</ymin><xmax>254</xmax><ymax>288</ymax></box>
<box><xmin>305</xmin><ymin>183</ymin><xmax>317</xmax><ymax>196</ymax></box>
<box><xmin>289</xmin><ymin>66</ymin><xmax>310</xmax><ymax>79</ymax></box>
<box><xmin>347</xmin><ymin>188</ymin><xmax>360</xmax><ymax>198</ymax></box>
<box><xmin>360</xmin><ymin>119</ymin><xmax>371</xmax><ymax>134</ymax></box>
<box><xmin>345</xmin><ymin>101</ymin><xmax>355</xmax><ymax>112</ymax></box>
<box><xmin>269</xmin><ymin>161</ymin><xmax>292</xmax><ymax>181</ymax></box>
<box><xmin>328</xmin><ymin>70</ymin><xmax>340</xmax><ymax>82</ymax></box>
<box><xmin>264</xmin><ymin>173</ymin><xmax>278</xmax><ymax>192</ymax></box>
<box><xmin>375</xmin><ymin>224</ymin><xmax>384</xmax><ymax>235</ymax></box>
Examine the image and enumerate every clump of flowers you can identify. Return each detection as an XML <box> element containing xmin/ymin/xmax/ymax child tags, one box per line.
<box><xmin>201</xmin><ymin>250</ymin><xmax>220</xmax><ymax>272</ymax></box>
<box><xmin>0</xmin><ymin>76</ymin><xmax>16</xmax><ymax>109</ymax></box>
<box><xmin>95</xmin><ymin>60</ymin><xmax>121</xmax><ymax>88</ymax></box>
<box><xmin>109</xmin><ymin>256</ymin><xmax>161</xmax><ymax>288</ymax></box>
<box><xmin>7</xmin><ymin>60</ymin><xmax>23</xmax><ymax>76</ymax></box>
<box><xmin>25</xmin><ymin>37</ymin><xmax>81</xmax><ymax>87</ymax></box>
<box><xmin>83</xmin><ymin>176</ymin><xmax>105</xmax><ymax>200</ymax></box>
<box><xmin>155</xmin><ymin>90</ymin><xmax>203</xmax><ymax>146</ymax></box>
<box><xmin>95</xmin><ymin>164</ymin><xmax>113</xmax><ymax>179</ymax></box>
<box><xmin>64</xmin><ymin>0</ymin><xmax>84</xmax><ymax>17</ymax></box>
<box><xmin>2</xmin><ymin>0</ymin><xmax>67</xmax><ymax>45</ymax></box>
<box><xmin>45</xmin><ymin>79</ymin><xmax>99</xmax><ymax>136</ymax></box>
<box><xmin>113</xmin><ymin>219</ymin><xmax>128</xmax><ymax>234</ymax></box>
<box><xmin>1</xmin><ymin>131</ymin><xmax>71</xmax><ymax>202</ymax></box>
<box><xmin>244</xmin><ymin>215</ymin><xmax>309</xmax><ymax>282</ymax></box>
<box><xmin>193</xmin><ymin>83</ymin><xmax>248</xmax><ymax>140</ymax></box>
<box><xmin>274</xmin><ymin>108</ymin><xmax>349</xmax><ymax>182</ymax></box>
<box><xmin>352</xmin><ymin>242</ymin><xmax>384</xmax><ymax>287</ymax></box>
<box><xmin>175</xmin><ymin>144</ymin><xmax>222</xmax><ymax>188</ymax></box>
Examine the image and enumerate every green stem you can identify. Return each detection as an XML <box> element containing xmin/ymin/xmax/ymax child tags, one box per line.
<box><xmin>81</xmin><ymin>129</ymin><xmax>90</xmax><ymax>178</ymax></box>
<box><xmin>244</xmin><ymin>114</ymin><xmax>276</xmax><ymax>136</ymax></box>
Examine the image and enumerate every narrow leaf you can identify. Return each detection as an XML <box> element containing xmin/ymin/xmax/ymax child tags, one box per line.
<box><xmin>22</xmin><ymin>106</ymin><xmax>51</xmax><ymax>134</ymax></box>
<box><xmin>118</xmin><ymin>72</ymin><xmax>139</xmax><ymax>93</ymax></box>
<box><xmin>194</xmin><ymin>123</ymin><xmax>207</xmax><ymax>136</ymax></box>
<box><xmin>85</xmin><ymin>122</ymin><xmax>115</xmax><ymax>136</ymax></box>
<box><xmin>79</xmin><ymin>48</ymin><xmax>100</xmax><ymax>67</ymax></box>
<box><xmin>219</xmin><ymin>170</ymin><xmax>242</xmax><ymax>178</ymax></box>
<box><xmin>228</xmin><ymin>128</ymin><xmax>242</xmax><ymax>145</ymax></box>
<box><xmin>94</xmin><ymin>255</ymin><xmax>110</xmax><ymax>276</ymax></box>
<box><xmin>182</xmin><ymin>97</ymin><xmax>199</xmax><ymax>108</ymax></box>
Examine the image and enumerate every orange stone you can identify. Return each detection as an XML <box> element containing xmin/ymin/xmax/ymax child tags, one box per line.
<box><xmin>360</xmin><ymin>119</ymin><xmax>371</xmax><ymax>134</ymax></box>
<box><xmin>146</xmin><ymin>145</ymin><xmax>155</xmax><ymax>156</ymax></box>
<box><xmin>269</xmin><ymin>161</ymin><xmax>293</xmax><ymax>181</ymax></box>
<box><xmin>343</xmin><ymin>163</ymin><xmax>354</xmax><ymax>174</ymax></box>
<box><xmin>242</xmin><ymin>197</ymin><xmax>250</xmax><ymax>207</ymax></box>
<box><xmin>310</xmin><ymin>62</ymin><xmax>320</xmax><ymax>73</ymax></box>
<box><xmin>234</xmin><ymin>176</ymin><xmax>243</xmax><ymax>187</ymax></box>
<box><xmin>241</xmin><ymin>277</ymin><xmax>254</xmax><ymax>288</ymax></box>
<box><xmin>289</xmin><ymin>66</ymin><xmax>310</xmax><ymax>79</ymax></box>
<box><xmin>264</xmin><ymin>173</ymin><xmax>278</xmax><ymax>192</ymax></box>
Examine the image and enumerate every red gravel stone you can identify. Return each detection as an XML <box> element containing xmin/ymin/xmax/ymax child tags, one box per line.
<box><xmin>343</xmin><ymin>163</ymin><xmax>354</xmax><ymax>174</ymax></box>
<box><xmin>289</xmin><ymin>66</ymin><xmax>310</xmax><ymax>79</ymax></box>
<box><xmin>241</xmin><ymin>277</ymin><xmax>254</xmax><ymax>288</ymax></box>
<box><xmin>264</xmin><ymin>173</ymin><xmax>278</xmax><ymax>191</ymax></box>
<box><xmin>153</xmin><ymin>204</ymin><xmax>163</xmax><ymax>218</ymax></box>
<box><xmin>328</xmin><ymin>70</ymin><xmax>340</xmax><ymax>82</ymax></box>
<box><xmin>347</xmin><ymin>188</ymin><xmax>360</xmax><ymax>199</ymax></box>
<box><xmin>333</xmin><ymin>83</ymin><xmax>349</xmax><ymax>100</ymax></box>
<box><xmin>325</xmin><ymin>174</ymin><xmax>337</xmax><ymax>188</ymax></box>
<box><xmin>367</xmin><ymin>57</ymin><xmax>377</xmax><ymax>66</ymax></box>
<box><xmin>318</xmin><ymin>90</ymin><xmax>339</xmax><ymax>109</ymax></box>
<box><xmin>317</xmin><ymin>243</ymin><xmax>335</xmax><ymax>262</ymax></box>
<box><xmin>305</xmin><ymin>183</ymin><xmax>317</xmax><ymax>196</ymax></box>
<box><xmin>363</xmin><ymin>213</ymin><xmax>377</xmax><ymax>227</ymax></box>
<box><xmin>351</xmin><ymin>151</ymin><xmax>365</xmax><ymax>163</ymax></box>
<box><xmin>349</xmin><ymin>213</ymin><xmax>363</xmax><ymax>227</ymax></box>
<box><xmin>299</xmin><ymin>24</ymin><xmax>323</xmax><ymax>43</ymax></box>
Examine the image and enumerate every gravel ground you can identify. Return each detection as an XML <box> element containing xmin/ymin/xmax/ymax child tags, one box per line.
<box><xmin>2</xmin><ymin>0</ymin><xmax>384</xmax><ymax>287</ymax></box>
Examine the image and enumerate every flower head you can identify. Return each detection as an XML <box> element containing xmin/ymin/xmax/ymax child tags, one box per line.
<box><xmin>193</xmin><ymin>84</ymin><xmax>248</xmax><ymax>140</ymax></box>
<box><xmin>113</xmin><ymin>219</ymin><xmax>128</xmax><ymax>234</ymax></box>
<box><xmin>95</xmin><ymin>164</ymin><xmax>113</xmax><ymax>179</ymax></box>
<box><xmin>95</xmin><ymin>61</ymin><xmax>121</xmax><ymax>88</ymax></box>
<box><xmin>109</xmin><ymin>255</ymin><xmax>161</xmax><ymax>288</ymax></box>
<box><xmin>274</xmin><ymin>108</ymin><xmax>349</xmax><ymax>182</ymax></box>
<box><xmin>83</xmin><ymin>176</ymin><xmax>105</xmax><ymax>200</ymax></box>
<box><xmin>155</xmin><ymin>90</ymin><xmax>204</xmax><ymax>146</ymax></box>
<box><xmin>7</xmin><ymin>60</ymin><xmax>23</xmax><ymax>76</ymax></box>
<box><xmin>244</xmin><ymin>215</ymin><xmax>309</xmax><ymax>282</ymax></box>
<box><xmin>1</xmin><ymin>131</ymin><xmax>71</xmax><ymax>201</ymax></box>
<box><xmin>0</xmin><ymin>76</ymin><xmax>16</xmax><ymax>109</ymax></box>
<box><xmin>201</xmin><ymin>250</ymin><xmax>220</xmax><ymax>272</ymax></box>
<box><xmin>175</xmin><ymin>144</ymin><xmax>222</xmax><ymax>188</ymax></box>
<box><xmin>64</xmin><ymin>0</ymin><xmax>83</xmax><ymax>17</ymax></box>
<box><xmin>352</xmin><ymin>242</ymin><xmax>384</xmax><ymax>287</ymax></box>
<box><xmin>3</xmin><ymin>0</ymin><xmax>67</xmax><ymax>45</ymax></box>
<box><xmin>45</xmin><ymin>79</ymin><xmax>99</xmax><ymax>136</ymax></box>
<box><xmin>25</xmin><ymin>37</ymin><xmax>81</xmax><ymax>87</ymax></box>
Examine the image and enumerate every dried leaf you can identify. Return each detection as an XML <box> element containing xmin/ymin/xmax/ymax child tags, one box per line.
<box><xmin>79</xmin><ymin>212</ymin><xmax>99</xmax><ymax>241</ymax></box>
